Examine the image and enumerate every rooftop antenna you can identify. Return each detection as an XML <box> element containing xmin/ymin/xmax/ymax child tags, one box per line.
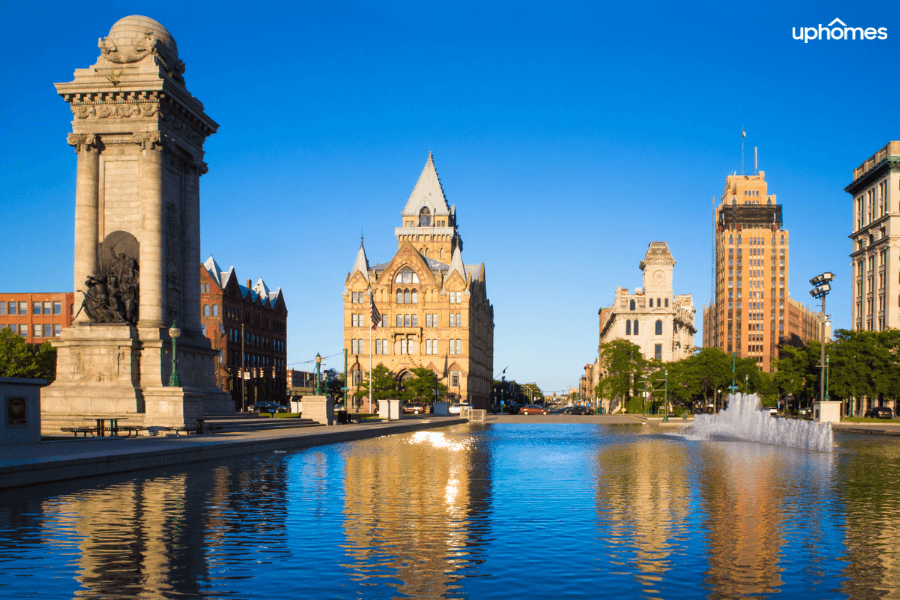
<box><xmin>754</xmin><ymin>146</ymin><xmax>758</xmax><ymax>175</ymax></box>
<box><xmin>741</xmin><ymin>127</ymin><xmax>746</xmax><ymax>175</ymax></box>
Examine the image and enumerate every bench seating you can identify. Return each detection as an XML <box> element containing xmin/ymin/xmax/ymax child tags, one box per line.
<box><xmin>61</xmin><ymin>426</ymin><xmax>97</xmax><ymax>437</ymax></box>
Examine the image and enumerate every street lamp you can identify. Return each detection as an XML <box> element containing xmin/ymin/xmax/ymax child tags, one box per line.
<box><xmin>810</xmin><ymin>272</ymin><xmax>835</xmax><ymax>408</ymax></box>
<box><xmin>315</xmin><ymin>353</ymin><xmax>322</xmax><ymax>395</ymax></box>
<box><xmin>663</xmin><ymin>369</ymin><xmax>668</xmax><ymax>423</ymax></box>
<box><xmin>168</xmin><ymin>320</ymin><xmax>181</xmax><ymax>387</ymax></box>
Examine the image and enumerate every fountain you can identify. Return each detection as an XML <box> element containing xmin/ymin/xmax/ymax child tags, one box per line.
<box><xmin>686</xmin><ymin>393</ymin><xmax>833</xmax><ymax>452</ymax></box>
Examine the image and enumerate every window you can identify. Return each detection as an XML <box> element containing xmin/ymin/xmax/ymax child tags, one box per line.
<box><xmin>397</xmin><ymin>290</ymin><xmax>403</xmax><ymax>303</ymax></box>
<box><xmin>351</xmin><ymin>314</ymin><xmax>358</xmax><ymax>327</ymax></box>
<box><xmin>626</xmin><ymin>320</ymin><xmax>631</xmax><ymax>335</ymax></box>
<box><xmin>0</xmin><ymin>302</ymin><xmax>5</xmax><ymax>315</ymax></box>
<box><xmin>43</xmin><ymin>324</ymin><xmax>51</xmax><ymax>338</ymax></box>
<box><xmin>396</xmin><ymin>314</ymin><xmax>402</xmax><ymax>327</ymax></box>
<box><xmin>353</xmin><ymin>370</ymin><xmax>362</xmax><ymax>385</ymax></box>
<box><xmin>419</xmin><ymin>207</ymin><xmax>431</xmax><ymax>226</ymax></box>
<box><xmin>411</xmin><ymin>290</ymin><xmax>418</xmax><ymax>304</ymax></box>
<box><xmin>655</xmin><ymin>344</ymin><xmax>662</xmax><ymax>360</ymax></box>
<box><xmin>33</xmin><ymin>324</ymin><xmax>42</xmax><ymax>337</ymax></box>
<box><xmin>204</xmin><ymin>305</ymin><xmax>210</xmax><ymax>317</ymax></box>
<box><xmin>411</xmin><ymin>314</ymin><xmax>418</xmax><ymax>327</ymax></box>
<box><xmin>455</xmin><ymin>339</ymin><xmax>462</xmax><ymax>354</ymax></box>
<box><xmin>633</xmin><ymin>320</ymin><xmax>639</xmax><ymax>335</ymax></box>
<box><xmin>33</xmin><ymin>301</ymin><xmax>41</xmax><ymax>315</ymax></box>
<box><xmin>52</xmin><ymin>301</ymin><xmax>60</xmax><ymax>315</ymax></box>
<box><xmin>18</xmin><ymin>325</ymin><xmax>27</xmax><ymax>337</ymax></box>
<box><xmin>351</xmin><ymin>339</ymin><xmax>358</xmax><ymax>354</ymax></box>
<box><xmin>395</xmin><ymin>268</ymin><xmax>419</xmax><ymax>284</ymax></box>
<box><xmin>404</xmin><ymin>314</ymin><xmax>410</xmax><ymax>327</ymax></box>
<box><xmin>213</xmin><ymin>306</ymin><xmax>219</xmax><ymax>317</ymax></box>
<box><xmin>426</xmin><ymin>314</ymin><xmax>432</xmax><ymax>327</ymax></box>
<box><xmin>450</xmin><ymin>314</ymin><xmax>456</xmax><ymax>327</ymax></box>
<box><xmin>400</xmin><ymin>338</ymin><xmax>408</xmax><ymax>354</ymax></box>
<box><xmin>53</xmin><ymin>324</ymin><xmax>61</xmax><ymax>337</ymax></box>
<box><xmin>665</xmin><ymin>298</ymin><xmax>669</xmax><ymax>308</ymax></box>
<box><xmin>10</xmin><ymin>302</ymin><xmax>17</xmax><ymax>315</ymax></box>
<box><xmin>43</xmin><ymin>301</ymin><xmax>51</xmax><ymax>313</ymax></box>
<box><xmin>450</xmin><ymin>371</ymin><xmax>460</xmax><ymax>387</ymax></box>
<box><xmin>655</xmin><ymin>320</ymin><xmax>662</xmax><ymax>335</ymax></box>
<box><xmin>630</xmin><ymin>299</ymin><xmax>636</xmax><ymax>311</ymax></box>
<box><xmin>375</xmin><ymin>339</ymin><xmax>382</xmax><ymax>354</ymax></box>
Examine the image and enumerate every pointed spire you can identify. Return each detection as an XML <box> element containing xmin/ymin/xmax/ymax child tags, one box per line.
<box><xmin>351</xmin><ymin>238</ymin><xmax>370</xmax><ymax>283</ymax></box>
<box><xmin>402</xmin><ymin>152</ymin><xmax>450</xmax><ymax>217</ymax></box>
<box><xmin>448</xmin><ymin>244</ymin><xmax>466</xmax><ymax>282</ymax></box>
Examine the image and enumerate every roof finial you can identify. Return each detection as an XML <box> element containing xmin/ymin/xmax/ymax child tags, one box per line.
<box><xmin>428</xmin><ymin>151</ymin><xmax>433</xmax><ymax>161</ymax></box>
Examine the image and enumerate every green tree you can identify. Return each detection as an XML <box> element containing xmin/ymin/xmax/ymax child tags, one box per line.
<box><xmin>594</xmin><ymin>339</ymin><xmax>646</xmax><ymax>412</ymax></box>
<box><xmin>399</xmin><ymin>367</ymin><xmax>448</xmax><ymax>404</ymax></box>
<box><xmin>0</xmin><ymin>328</ymin><xmax>57</xmax><ymax>382</ymax></box>
<box><xmin>353</xmin><ymin>363</ymin><xmax>398</xmax><ymax>402</ymax></box>
<box><xmin>692</xmin><ymin>347</ymin><xmax>734</xmax><ymax>411</ymax></box>
<box><xmin>325</xmin><ymin>369</ymin><xmax>345</xmax><ymax>401</ymax></box>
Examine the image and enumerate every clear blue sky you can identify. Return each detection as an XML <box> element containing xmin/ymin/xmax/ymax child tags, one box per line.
<box><xmin>2</xmin><ymin>1</ymin><xmax>897</xmax><ymax>393</ymax></box>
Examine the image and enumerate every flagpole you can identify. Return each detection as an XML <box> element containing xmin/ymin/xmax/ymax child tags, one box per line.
<box><xmin>369</xmin><ymin>292</ymin><xmax>374</xmax><ymax>414</ymax></box>
<box><xmin>741</xmin><ymin>127</ymin><xmax>744</xmax><ymax>176</ymax></box>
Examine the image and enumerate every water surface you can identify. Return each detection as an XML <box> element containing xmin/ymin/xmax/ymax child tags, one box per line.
<box><xmin>1</xmin><ymin>424</ymin><xmax>898</xmax><ymax>599</ymax></box>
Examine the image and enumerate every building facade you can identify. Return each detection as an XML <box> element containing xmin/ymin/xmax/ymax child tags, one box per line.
<box><xmin>0</xmin><ymin>293</ymin><xmax>76</xmax><ymax>344</ymax></box>
<box><xmin>703</xmin><ymin>171</ymin><xmax>820</xmax><ymax>371</ymax></box>
<box><xmin>599</xmin><ymin>242</ymin><xmax>697</xmax><ymax>362</ymax></box>
<box><xmin>343</xmin><ymin>154</ymin><xmax>494</xmax><ymax>410</ymax></box>
<box><xmin>200</xmin><ymin>257</ymin><xmax>288</xmax><ymax>411</ymax></box>
<box><xmin>846</xmin><ymin>141</ymin><xmax>900</xmax><ymax>332</ymax></box>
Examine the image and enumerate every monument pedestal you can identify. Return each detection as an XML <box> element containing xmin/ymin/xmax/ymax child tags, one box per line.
<box><xmin>143</xmin><ymin>386</ymin><xmax>203</xmax><ymax>428</ymax></box>
<box><xmin>304</xmin><ymin>396</ymin><xmax>334</xmax><ymax>426</ymax></box>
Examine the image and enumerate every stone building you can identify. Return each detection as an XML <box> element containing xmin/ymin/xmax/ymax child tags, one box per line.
<box><xmin>846</xmin><ymin>141</ymin><xmax>900</xmax><ymax>332</ymax></box>
<box><xmin>599</xmin><ymin>242</ymin><xmax>697</xmax><ymax>363</ymax></box>
<box><xmin>0</xmin><ymin>294</ymin><xmax>75</xmax><ymax>343</ymax></box>
<box><xmin>702</xmin><ymin>171</ymin><xmax>820</xmax><ymax>371</ymax></box>
<box><xmin>200</xmin><ymin>257</ymin><xmax>287</xmax><ymax>410</ymax></box>
<box><xmin>343</xmin><ymin>154</ymin><xmax>494</xmax><ymax>410</ymax></box>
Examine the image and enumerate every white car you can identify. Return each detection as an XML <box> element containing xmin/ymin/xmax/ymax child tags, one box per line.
<box><xmin>448</xmin><ymin>403</ymin><xmax>472</xmax><ymax>415</ymax></box>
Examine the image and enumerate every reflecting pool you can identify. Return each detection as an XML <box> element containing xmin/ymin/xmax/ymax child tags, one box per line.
<box><xmin>1</xmin><ymin>424</ymin><xmax>899</xmax><ymax>599</ymax></box>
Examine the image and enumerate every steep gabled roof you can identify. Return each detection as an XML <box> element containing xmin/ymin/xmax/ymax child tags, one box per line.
<box><xmin>401</xmin><ymin>152</ymin><xmax>451</xmax><ymax>218</ymax></box>
<box><xmin>350</xmin><ymin>240</ymin><xmax>370</xmax><ymax>284</ymax></box>
<box><xmin>203</xmin><ymin>255</ymin><xmax>226</xmax><ymax>288</ymax></box>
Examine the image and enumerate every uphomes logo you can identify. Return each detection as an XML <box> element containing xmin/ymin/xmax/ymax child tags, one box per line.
<box><xmin>793</xmin><ymin>18</ymin><xmax>887</xmax><ymax>43</ymax></box>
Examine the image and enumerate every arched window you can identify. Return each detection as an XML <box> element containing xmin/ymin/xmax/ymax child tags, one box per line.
<box><xmin>729</xmin><ymin>235</ymin><xmax>733</xmax><ymax>245</ymax></box>
<box><xmin>440</xmin><ymin>248</ymin><xmax>445</xmax><ymax>260</ymax></box>
<box><xmin>630</xmin><ymin>299</ymin><xmax>636</xmax><ymax>311</ymax></box>
<box><xmin>213</xmin><ymin>305</ymin><xmax>219</xmax><ymax>317</ymax></box>
<box><xmin>404</xmin><ymin>314</ymin><xmax>410</xmax><ymax>327</ymax></box>
<box><xmin>780</xmin><ymin>234</ymin><xmax>785</xmax><ymax>245</ymax></box>
<box><xmin>738</xmin><ymin>235</ymin><xmax>742</xmax><ymax>245</ymax></box>
<box><xmin>397</xmin><ymin>290</ymin><xmax>403</xmax><ymax>304</ymax></box>
<box><xmin>353</xmin><ymin>370</ymin><xmax>362</xmax><ymax>385</ymax></box>
<box><xmin>204</xmin><ymin>305</ymin><xmax>210</xmax><ymax>317</ymax></box>
<box><xmin>634</xmin><ymin>320</ymin><xmax>639</xmax><ymax>335</ymax></box>
<box><xmin>395</xmin><ymin>268</ymin><xmax>419</xmax><ymax>284</ymax></box>
<box><xmin>732</xmin><ymin>197</ymin><xmax>737</xmax><ymax>205</ymax></box>
<box><xmin>419</xmin><ymin>207</ymin><xmax>431</xmax><ymax>226</ymax></box>
<box><xmin>411</xmin><ymin>289</ymin><xmax>418</xmax><ymax>303</ymax></box>
<box><xmin>665</xmin><ymin>298</ymin><xmax>669</xmax><ymax>308</ymax></box>
<box><xmin>626</xmin><ymin>320</ymin><xmax>631</xmax><ymax>335</ymax></box>
<box><xmin>404</xmin><ymin>290</ymin><xmax>411</xmax><ymax>303</ymax></box>
<box><xmin>655</xmin><ymin>320</ymin><xmax>663</xmax><ymax>335</ymax></box>
<box><xmin>396</xmin><ymin>314</ymin><xmax>402</xmax><ymax>327</ymax></box>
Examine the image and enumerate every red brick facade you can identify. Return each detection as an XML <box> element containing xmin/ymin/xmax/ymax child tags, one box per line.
<box><xmin>0</xmin><ymin>293</ymin><xmax>75</xmax><ymax>344</ymax></box>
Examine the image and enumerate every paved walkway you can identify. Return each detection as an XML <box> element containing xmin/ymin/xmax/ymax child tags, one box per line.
<box><xmin>1</xmin><ymin>417</ymin><xmax>466</xmax><ymax>490</ymax></box>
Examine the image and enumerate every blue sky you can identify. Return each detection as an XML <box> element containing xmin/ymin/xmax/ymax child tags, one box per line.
<box><xmin>2</xmin><ymin>1</ymin><xmax>897</xmax><ymax>393</ymax></box>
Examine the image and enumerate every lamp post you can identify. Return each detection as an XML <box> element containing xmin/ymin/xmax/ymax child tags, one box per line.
<box><xmin>744</xmin><ymin>374</ymin><xmax>749</xmax><ymax>394</ymax></box>
<box><xmin>809</xmin><ymin>272</ymin><xmax>835</xmax><ymax>407</ymax></box>
<box><xmin>663</xmin><ymin>369</ymin><xmax>668</xmax><ymax>423</ymax></box>
<box><xmin>168</xmin><ymin>321</ymin><xmax>181</xmax><ymax>387</ymax></box>
<box><xmin>315</xmin><ymin>353</ymin><xmax>322</xmax><ymax>395</ymax></box>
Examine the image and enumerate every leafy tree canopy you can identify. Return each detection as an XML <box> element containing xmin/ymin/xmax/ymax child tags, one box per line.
<box><xmin>0</xmin><ymin>329</ymin><xmax>56</xmax><ymax>382</ymax></box>
<box><xmin>399</xmin><ymin>367</ymin><xmax>448</xmax><ymax>404</ymax></box>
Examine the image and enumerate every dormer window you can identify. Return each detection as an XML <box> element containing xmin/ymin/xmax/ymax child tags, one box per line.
<box><xmin>395</xmin><ymin>268</ymin><xmax>419</xmax><ymax>284</ymax></box>
<box><xmin>419</xmin><ymin>207</ymin><xmax>431</xmax><ymax>227</ymax></box>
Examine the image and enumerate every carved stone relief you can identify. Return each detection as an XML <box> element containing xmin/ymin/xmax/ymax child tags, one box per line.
<box><xmin>81</xmin><ymin>231</ymin><xmax>140</xmax><ymax>324</ymax></box>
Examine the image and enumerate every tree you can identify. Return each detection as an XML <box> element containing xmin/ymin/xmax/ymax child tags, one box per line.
<box><xmin>325</xmin><ymin>369</ymin><xmax>345</xmax><ymax>401</ymax></box>
<box><xmin>594</xmin><ymin>339</ymin><xmax>646</xmax><ymax>413</ymax></box>
<box><xmin>692</xmin><ymin>348</ymin><xmax>733</xmax><ymax>411</ymax></box>
<box><xmin>353</xmin><ymin>363</ymin><xmax>398</xmax><ymax>403</ymax></box>
<box><xmin>400</xmin><ymin>367</ymin><xmax>448</xmax><ymax>404</ymax></box>
<box><xmin>0</xmin><ymin>328</ymin><xmax>57</xmax><ymax>382</ymax></box>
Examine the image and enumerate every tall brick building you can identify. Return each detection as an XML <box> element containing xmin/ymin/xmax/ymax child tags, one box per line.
<box><xmin>200</xmin><ymin>257</ymin><xmax>287</xmax><ymax>411</ymax></box>
<box><xmin>0</xmin><ymin>293</ymin><xmax>75</xmax><ymax>343</ymax></box>
<box><xmin>343</xmin><ymin>154</ymin><xmax>494</xmax><ymax>410</ymax></box>
<box><xmin>703</xmin><ymin>171</ymin><xmax>820</xmax><ymax>371</ymax></box>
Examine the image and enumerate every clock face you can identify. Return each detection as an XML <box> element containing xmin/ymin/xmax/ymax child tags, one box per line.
<box><xmin>653</xmin><ymin>270</ymin><xmax>665</xmax><ymax>283</ymax></box>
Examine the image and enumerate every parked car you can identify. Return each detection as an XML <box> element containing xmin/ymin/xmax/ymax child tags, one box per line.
<box><xmin>250</xmin><ymin>401</ymin><xmax>287</xmax><ymax>414</ymax></box>
<box><xmin>448</xmin><ymin>403</ymin><xmax>473</xmax><ymax>415</ymax></box>
<box><xmin>562</xmin><ymin>405</ymin><xmax>593</xmax><ymax>415</ymax></box>
<box><xmin>864</xmin><ymin>406</ymin><xmax>894</xmax><ymax>419</ymax></box>
<box><xmin>759</xmin><ymin>406</ymin><xmax>778</xmax><ymax>416</ymax></box>
<box><xmin>403</xmin><ymin>403</ymin><xmax>427</xmax><ymax>415</ymax></box>
<box><xmin>520</xmin><ymin>404</ymin><xmax>550</xmax><ymax>415</ymax></box>
<box><xmin>798</xmin><ymin>406</ymin><xmax>812</xmax><ymax>417</ymax></box>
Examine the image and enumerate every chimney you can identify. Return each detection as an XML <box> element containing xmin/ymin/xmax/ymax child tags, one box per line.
<box><xmin>246</xmin><ymin>279</ymin><xmax>252</xmax><ymax>289</ymax></box>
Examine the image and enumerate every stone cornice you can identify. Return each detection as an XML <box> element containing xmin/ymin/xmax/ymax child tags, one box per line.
<box><xmin>845</xmin><ymin>157</ymin><xmax>900</xmax><ymax>195</ymax></box>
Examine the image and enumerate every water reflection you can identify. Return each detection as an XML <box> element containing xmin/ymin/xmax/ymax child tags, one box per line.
<box><xmin>340</xmin><ymin>429</ymin><xmax>492</xmax><ymax>598</ymax></box>
<box><xmin>594</xmin><ymin>436</ymin><xmax>692</xmax><ymax>590</ymax></box>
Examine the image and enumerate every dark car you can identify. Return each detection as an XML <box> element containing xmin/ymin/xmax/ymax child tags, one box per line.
<box><xmin>251</xmin><ymin>401</ymin><xmax>287</xmax><ymax>414</ymax></box>
<box><xmin>403</xmin><ymin>403</ymin><xmax>427</xmax><ymax>415</ymax></box>
<box><xmin>864</xmin><ymin>406</ymin><xmax>894</xmax><ymax>419</ymax></box>
<box><xmin>520</xmin><ymin>404</ymin><xmax>550</xmax><ymax>415</ymax></box>
<box><xmin>562</xmin><ymin>405</ymin><xmax>593</xmax><ymax>415</ymax></box>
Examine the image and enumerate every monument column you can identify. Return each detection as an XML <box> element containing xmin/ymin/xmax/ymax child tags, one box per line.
<box><xmin>138</xmin><ymin>133</ymin><xmax>166</xmax><ymax>329</ymax></box>
<box><xmin>70</xmin><ymin>134</ymin><xmax>99</xmax><ymax>324</ymax></box>
<box><xmin>182</xmin><ymin>159</ymin><xmax>206</xmax><ymax>335</ymax></box>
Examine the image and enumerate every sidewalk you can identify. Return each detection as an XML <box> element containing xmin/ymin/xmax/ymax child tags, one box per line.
<box><xmin>1</xmin><ymin>417</ymin><xmax>466</xmax><ymax>490</ymax></box>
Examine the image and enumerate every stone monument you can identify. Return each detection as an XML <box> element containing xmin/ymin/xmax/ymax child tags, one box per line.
<box><xmin>42</xmin><ymin>15</ymin><xmax>233</xmax><ymax>430</ymax></box>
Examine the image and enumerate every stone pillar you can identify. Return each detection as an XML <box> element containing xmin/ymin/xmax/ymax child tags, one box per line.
<box><xmin>70</xmin><ymin>134</ymin><xmax>99</xmax><ymax>324</ymax></box>
<box><xmin>138</xmin><ymin>133</ymin><xmax>165</xmax><ymax>329</ymax></box>
<box><xmin>182</xmin><ymin>160</ymin><xmax>205</xmax><ymax>335</ymax></box>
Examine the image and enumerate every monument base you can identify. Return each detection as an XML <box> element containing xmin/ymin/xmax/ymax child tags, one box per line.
<box><xmin>304</xmin><ymin>395</ymin><xmax>334</xmax><ymax>426</ymax></box>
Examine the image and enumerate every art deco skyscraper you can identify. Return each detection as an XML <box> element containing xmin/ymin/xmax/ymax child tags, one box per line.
<box><xmin>703</xmin><ymin>171</ymin><xmax>819</xmax><ymax>371</ymax></box>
